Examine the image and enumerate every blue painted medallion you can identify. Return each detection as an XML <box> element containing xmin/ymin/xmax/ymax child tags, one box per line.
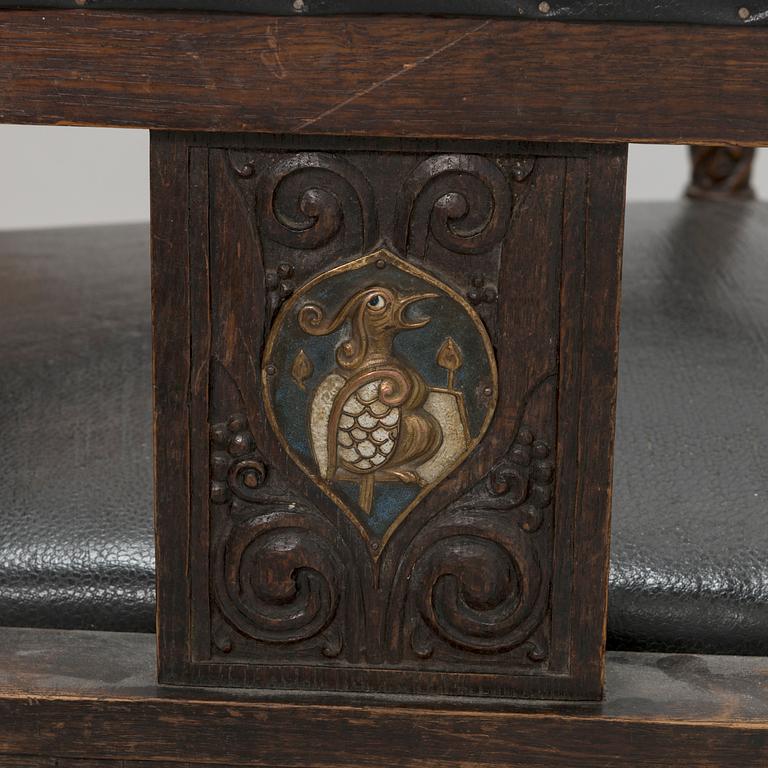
<box><xmin>262</xmin><ymin>248</ymin><xmax>497</xmax><ymax>554</ymax></box>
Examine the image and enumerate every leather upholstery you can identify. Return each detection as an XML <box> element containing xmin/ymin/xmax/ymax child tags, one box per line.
<box><xmin>0</xmin><ymin>202</ymin><xmax>766</xmax><ymax>652</ymax></box>
<box><xmin>0</xmin><ymin>226</ymin><xmax>155</xmax><ymax>633</ymax></box>
<box><xmin>610</xmin><ymin>201</ymin><xmax>768</xmax><ymax>655</ymax></box>
<box><xmin>0</xmin><ymin>0</ymin><xmax>766</xmax><ymax>27</ymax></box>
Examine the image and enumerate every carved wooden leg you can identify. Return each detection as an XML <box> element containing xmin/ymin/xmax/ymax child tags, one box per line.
<box><xmin>687</xmin><ymin>146</ymin><xmax>756</xmax><ymax>201</ymax></box>
<box><xmin>151</xmin><ymin>132</ymin><xmax>627</xmax><ymax>702</ymax></box>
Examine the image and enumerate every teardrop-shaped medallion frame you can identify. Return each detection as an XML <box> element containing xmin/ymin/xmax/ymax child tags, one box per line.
<box><xmin>262</xmin><ymin>248</ymin><xmax>498</xmax><ymax>559</ymax></box>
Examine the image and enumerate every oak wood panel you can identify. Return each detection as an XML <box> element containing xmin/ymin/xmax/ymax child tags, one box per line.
<box><xmin>150</xmin><ymin>131</ymin><xmax>192</xmax><ymax>682</ymax></box>
<box><xmin>1</xmin><ymin>11</ymin><xmax>768</xmax><ymax>145</ymax></box>
<box><xmin>687</xmin><ymin>146</ymin><xmax>757</xmax><ymax>200</ymax></box>
<box><xmin>0</xmin><ymin>628</ymin><xmax>766</xmax><ymax>768</ymax></box>
<box><xmin>151</xmin><ymin>132</ymin><xmax>626</xmax><ymax>699</ymax></box>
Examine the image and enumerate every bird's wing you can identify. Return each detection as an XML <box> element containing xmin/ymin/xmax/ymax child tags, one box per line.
<box><xmin>335</xmin><ymin>379</ymin><xmax>400</xmax><ymax>473</ymax></box>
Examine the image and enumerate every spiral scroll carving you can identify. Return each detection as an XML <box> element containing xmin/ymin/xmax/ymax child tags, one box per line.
<box><xmin>391</xmin><ymin>425</ymin><xmax>553</xmax><ymax>660</ymax></box>
<box><xmin>210</xmin><ymin>412</ymin><xmax>347</xmax><ymax>653</ymax></box>
<box><xmin>400</xmin><ymin>511</ymin><xmax>546</xmax><ymax>657</ymax></box>
<box><xmin>397</xmin><ymin>154</ymin><xmax>512</xmax><ymax>259</ymax></box>
<box><xmin>210</xmin><ymin>413</ymin><xmax>269</xmax><ymax>505</ymax></box>
<box><xmin>213</xmin><ymin>510</ymin><xmax>345</xmax><ymax>647</ymax></box>
<box><xmin>255</xmin><ymin>152</ymin><xmax>377</xmax><ymax>251</ymax></box>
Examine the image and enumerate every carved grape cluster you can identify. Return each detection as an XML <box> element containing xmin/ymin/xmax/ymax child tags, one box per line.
<box><xmin>266</xmin><ymin>262</ymin><xmax>295</xmax><ymax>300</ymax></box>
<box><xmin>467</xmin><ymin>272</ymin><xmax>498</xmax><ymax>305</ymax></box>
<box><xmin>487</xmin><ymin>426</ymin><xmax>554</xmax><ymax>532</ymax></box>
<box><xmin>210</xmin><ymin>414</ymin><xmax>268</xmax><ymax>505</ymax></box>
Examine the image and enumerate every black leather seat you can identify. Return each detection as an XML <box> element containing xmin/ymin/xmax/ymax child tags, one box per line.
<box><xmin>0</xmin><ymin>226</ymin><xmax>155</xmax><ymax>633</ymax></box>
<box><xmin>1</xmin><ymin>202</ymin><xmax>766</xmax><ymax>653</ymax></box>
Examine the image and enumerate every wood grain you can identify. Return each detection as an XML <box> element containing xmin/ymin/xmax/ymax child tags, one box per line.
<box><xmin>687</xmin><ymin>146</ymin><xmax>757</xmax><ymax>201</ymax></box>
<box><xmin>0</xmin><ymin>627</ymin><xmax>766</xmax><ymax>768</ymax></box>
<box><xmin>151</xmin><ymin>133</ymin><xmax>626</xmax><ymax>699</ymax></box>
<box><xmin>150</xmin><ymin>131</ymin><xmax>192</xmax><ymax>682</ymax></box>
<box><xmin>1</xmin><ymin>11</ymin><xmax>768</xmax><ymax>145</ymax></box>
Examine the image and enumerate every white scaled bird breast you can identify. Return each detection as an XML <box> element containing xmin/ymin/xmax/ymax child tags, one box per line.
<box><xmin>336</xmin><ymin>379</ymin><xmax>400</xmax><ymax>473</ymax></box>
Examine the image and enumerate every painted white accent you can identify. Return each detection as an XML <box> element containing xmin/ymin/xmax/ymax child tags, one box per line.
<box><xmin>342</xmin><ymin>396</ymin><xmax>365</xmax><ymax>415</ymax></box>
<box><xmin>358</xmin><ymin>412</ymin><xmax>378</xmax><ymax>429</ymax></box>
<box><xmin>381</xmin><ymin>410</ymin><xmax>399</xmax><ymax>427</ymax></box>
<box><xmin>370</xmin><ymin>400</ymin><xmax>390</xmax><ymax>416</ymax></box>
<box><xmin>358</xmin><ymin>440</ymin><xmax>376</xmax><ymax>458</ymax></box>
<box><xmin>419</xmin><ymin>391</ymin><xmax>469</xmax><ymax>485</ymax></box>
<box><xmin>309</xmin><ymin>373</ymin><xmax>345</xmax><ymax>479</ymax></box>
<box><xmin>357</xmin><ymin>381</ymin><xmax>380</xmax><ymax>403</ymax></box>
<box><xmin>371</xmin><ymin>427</ymin><xmax>390</xmax><ymax>443</ymax></box>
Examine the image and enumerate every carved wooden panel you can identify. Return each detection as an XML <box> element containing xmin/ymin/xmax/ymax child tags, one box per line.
<box><xmin>152</xmin><ymin>133</ymin><xmax>627</xmax><ymax>700</ymax></box>
<box><xmin>687</xmin><ymin>145</ymin><xmax>756</xmax><ymax>201</ymax></box>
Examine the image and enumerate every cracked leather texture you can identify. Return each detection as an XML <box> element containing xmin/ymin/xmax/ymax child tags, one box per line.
<box><xmin>1</xmin><ymin>0</ymin><xmax>767</xmax><ymax>26</ymax></box>
<box><xmin>0</xmin><ymin>202</ymin><xmax>766</xmax><ymax>653</ymax></box>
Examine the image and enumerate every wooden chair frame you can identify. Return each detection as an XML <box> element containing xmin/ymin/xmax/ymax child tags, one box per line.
<box><xmin>0</xmin><ymin>10</ymin><xmax>766</xmax><ymax>766</ymax></box>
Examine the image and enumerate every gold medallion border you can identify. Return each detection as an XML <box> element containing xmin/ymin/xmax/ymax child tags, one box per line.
<box><xmin>261</xmin><ymin>248</ymin><xmax>499</xmax><ymax>561</ymax></box>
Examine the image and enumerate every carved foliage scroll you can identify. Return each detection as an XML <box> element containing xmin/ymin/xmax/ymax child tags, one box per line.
<box><xmin>209</xmin><ymin>411</ymin><xmax>349</xmax><ymax>658</ymax></box>
<box><xmin>200</xmin><ymin>143</ymin><xmax>564</xmax><ymax>684</ymax></box>
<box><xmin>395</xmin><ymin>154</ymin><xmax>513</xmax><ymax>260</ymax></box>
<box><xmin>390</xmin><ymin>422</ymin><xmax>554</xmax><ymax>663</ymax></box>
<box><xmin>231</xmin><ymin>150</ymin><xmax>379</xmax><ymax>255</ymax></box>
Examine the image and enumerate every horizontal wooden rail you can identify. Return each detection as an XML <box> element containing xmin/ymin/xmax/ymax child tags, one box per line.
<box><xmin>1</xmin><ymin>11</ymin><xmax>768</xmax><ymax>145</ymax></box>
<box><xmin>0</xmin><ymin>627</ymin><xmax>765</xmax><ymax>767</ymax></box>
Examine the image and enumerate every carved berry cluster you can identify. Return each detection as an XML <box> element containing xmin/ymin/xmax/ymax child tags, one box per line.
<box><xmin>467</xmin><ymin>273</ymin><xmax>498</xmax><ymax>305</ymax></box>
<box><xmin>210</xmin><ymin>413</ymin><xmax>267</xmax><ymax>505</ymax></box>
<box><xmin>487</xmin><ymin>425</ymin><xmax>554</xmax><ymax>531</ymax></box>
<box><xmin>265</xmin><ymin>262</ymin><xmax>295</xmax><ymax>301</ymax></box>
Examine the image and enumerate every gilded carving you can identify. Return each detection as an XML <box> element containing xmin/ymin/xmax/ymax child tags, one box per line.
<box><xmin>200</xmin><ymin>145</ymin><xmax>573</xmax><ymax>683</ymax></box>
<box><xmin>290</xmin><ymin>349</ymin><xmax>313</xmax><ymax>390</ymax></box>
<box><xmin>262</xmin><ymin>247</ymin><xmax>497</xmax><ymax>555</ymax></box>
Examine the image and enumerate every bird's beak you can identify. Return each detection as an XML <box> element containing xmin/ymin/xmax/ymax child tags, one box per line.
<box><xmin>397</xmin><ymin>292</ymin><xmax>438</xmax><ymax>328</ymax></box>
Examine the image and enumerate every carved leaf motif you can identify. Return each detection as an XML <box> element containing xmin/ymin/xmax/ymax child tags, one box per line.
<box><xmin>437</xmin><ymin>336</ymin><xmax>463</xmax><ymax>390</ymax></box>
<box><xmin>291</xmin><ymin>349</ymin><xmax>313</xmax><ymax>390</ymax></box>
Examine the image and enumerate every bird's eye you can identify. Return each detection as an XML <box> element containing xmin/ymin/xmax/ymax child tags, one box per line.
<box><xmin>367</xmin><ymin>294</ymin><xmax>386</xmax><ymax>310</ymax></box>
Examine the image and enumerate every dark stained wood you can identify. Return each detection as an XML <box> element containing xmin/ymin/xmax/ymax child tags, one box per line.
<box><xmin>570</xmin><ymin>148</ymin><xmax>627</xmax><ymax>690</ymax></box>
<box><xmin>150</xmin><ymin>131</ymin><xmax>192</xmax><ymax>682</ymax></box>
<box><xmin>687</xmin><ymin>146</ymin><xmax>757</xmax><ymax>201</ymax></box>
<box><xmin>151</xmin><ymin>132</ymin><xmax>626</xmax><ymax>699</ymax></box>
<box><xmin>0</xmin><ymin>627</ymin><xmax>766</xmax><ymax>767</ymax></box>
<box><xmin>1</xmin><ymin>11</ymin><xmax>768</xmax><ymax>146</ymax></box>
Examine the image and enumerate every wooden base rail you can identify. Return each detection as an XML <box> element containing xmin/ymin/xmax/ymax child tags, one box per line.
<box><xmin>0</xmin><ymin>627</ymin><xmax>765</xmax><ymax>767</ymax></box>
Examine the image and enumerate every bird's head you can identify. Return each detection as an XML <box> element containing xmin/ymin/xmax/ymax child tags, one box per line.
<box><xmin>298</xmin><ymin>285</ymin><xmax>437</xmax><ymax>370</ymax></box>
<box><xmin>358</xmin><ymin>287</ymin><xmax>438</xmax><ymax>334</ymax></box>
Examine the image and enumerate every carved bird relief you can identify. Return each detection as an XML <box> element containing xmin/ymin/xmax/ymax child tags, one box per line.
<box><xmin>262</xmin><ymin>248</ymin><xmax>498</xmax><ymax>550</ymax></box>
<box><xmin>299</xmin><ymin>286</ymin><xmax>443</xmax><ymax>514</ymax></box>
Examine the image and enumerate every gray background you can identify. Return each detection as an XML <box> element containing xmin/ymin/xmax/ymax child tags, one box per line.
<box><xmin>0</xmin><ymin>126</ymin><xmax>764</xmax><ymax>230</ymax></box>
